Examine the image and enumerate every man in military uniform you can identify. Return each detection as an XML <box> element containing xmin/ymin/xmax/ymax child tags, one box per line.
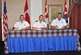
<box><xmin>13</xmin><ymin>15</ymin><xmax>30</xmax><ymax>30</ymax></box>
<box><xmin>51</xmin><ymin>13</ymin><xmax>67</xmax><ymax>29</ymax></box>
<box><xmin>32</xmin><ymin>15</ymin><xmax>47</xmax><ymax>30</ymax></box>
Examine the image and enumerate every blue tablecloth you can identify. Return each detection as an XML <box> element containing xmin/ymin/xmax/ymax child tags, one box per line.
<box><xmin>8</xmin><ymin>36</ymin><xmax>77</xmax><ymax>53</ymax></box>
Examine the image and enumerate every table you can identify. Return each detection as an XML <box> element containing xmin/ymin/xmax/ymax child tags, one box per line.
<box><xmin>6</xmin><ymin>29</ymin><xmax>78</xmax><ymax>53</ymax></box>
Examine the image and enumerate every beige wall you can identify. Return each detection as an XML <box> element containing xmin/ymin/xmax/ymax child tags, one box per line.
<box><xmin>30</xmin><ymin>0</ymin><xmax>42</xmax><ymax>27</ymax></box>
<box><xmin>6</xmin><ymin>0</ymin><xmax>26</xmax><ymax>29</ymax></box>
<box><xmin>3</xmin><ymin>0</ymin><xmax>69</xmax><ymax>29</ymax></box>
<box><xmin>4</xmin><ymin>0</ymin><xmax>42</xmax><ymax>29</ymax></box>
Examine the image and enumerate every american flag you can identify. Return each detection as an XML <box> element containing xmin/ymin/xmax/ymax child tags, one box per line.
<box><xmin>3</xmin><ymin>0</ymin><xmax>8</xmax><ymax>39</ymax></box>
<box><xmin>24</xmin><ymin>0</ymin><xmax>30</xmax><ymax>24</ymax></box>
<box><xmin>45</xmin><ymin>0</ymin><xmax>49</xmax><ymax>24</ymax></box>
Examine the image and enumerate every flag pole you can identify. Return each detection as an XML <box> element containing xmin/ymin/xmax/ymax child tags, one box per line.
<box><xmin>2</xmin><ymin>0</ymin><xmax>4</xmax><ymax>41</ymax></box>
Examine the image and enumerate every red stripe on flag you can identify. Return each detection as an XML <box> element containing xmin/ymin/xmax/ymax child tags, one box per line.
<box><xmin>24</xmin><ymin>0</ymin><xmax>30</xmax><ymax>24</ymax></box>
<box><xmin>45</xmin><ymin>0</ymin><xmax>49</xmax><ymax>23</ymax></box>
<box><xmin>64</xmin><ymin>0</ymin><xmax>68</xmax><ymax>18</ymax></box>
<box><xmin>45</xmin><ymin>13</ymin><xmax>48</xmax><ymax>18</ymax></box>
<box><xmin>3</xmin><ymin>14</ymin><xmax>8</xmax><ymax>38</ymax></box>
<box><xmin>24</xmin><ymin>0</ymin><xmax>28</xmax><ymax>12</ymax></box>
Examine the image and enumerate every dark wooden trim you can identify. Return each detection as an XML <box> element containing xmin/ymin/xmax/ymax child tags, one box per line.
<box><xmin>0</xmin><ymin>0</ymin><xmax>2</xmax><ymax>41</ymax></box>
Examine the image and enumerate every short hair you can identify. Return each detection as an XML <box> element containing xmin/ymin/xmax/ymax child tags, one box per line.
<box><xmin>20</xmin><ymin>14</ymin><xmax>24</xmax><ymax>18</ymax></box>
<box><xmin>20</xmin><ymin>14</ymin><xmax>24</xmax><ymax>17</ymax></box>
<box><xmin>39</xmin><ymin>15</ymin><xmax>44</xmax><ymax>18</ymax></box>
<box><xmin>58</xmin><ymin>12</ymin><xmax>62</xmax><ymax>15</ymax></box>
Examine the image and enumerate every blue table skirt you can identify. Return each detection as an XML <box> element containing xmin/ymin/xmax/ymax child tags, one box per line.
<box><xmin>8</xmin><ymin>36</ymin><xmax>77</xmax><ymax>53</ymax></box>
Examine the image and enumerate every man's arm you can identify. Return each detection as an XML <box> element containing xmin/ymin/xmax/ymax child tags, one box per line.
<box><xmin>13</xmin><ymin>22</ymin><xmax>18</xmax><ymax>30</ymax></box>
<box><xmin>61</xmin><ymin>19</ymin><xmax>68</xmax><ymax>29</ymax></box>
<box><xmin>32</xmin><ymin>27</ymin><xmax>42</xmax><ymax>30</ymax></box>
<box><xmin>26</xmin><ymin>26</ymin><xmax>31</xmax><ymax>30</ymax></box>
<box><xmin>50</xmin><ymin>19</ymin><xmax>58</xmax><ymax>29</ymax></box>
<box><xmin>32</xmin><ymin>25</ymin><xmax>48</xmax><ymax>30</ymax></box>
<box><xmin>41</xmin><ymin>27</ymin><xmax>48</xmax><ymax>30</ymax></box>
<box><xmin>61</xmin><ymin>25</ymin><xmax>67</xmax><ymax>29</ymax></box>
<box><xmin>32</xmin><ymin>27</ymin><xmax>37</xmax><ymax>30</ymax></box>
<box><xmin>21</xmin><ymin>26</ymin><xmax>31</xmax><ymax>30</ymax></box>
<box><xmin>41</xmin><ymin>23</ymin><xmax>48</xmax><ymax>30</ymax></box>
<box><xmin>13</xmin><ymin>26</ymin><xmax>19</xmax><ymax>30</ymax></box>
<box><xmin>32</xmin><ymin>22</ymin><xmax>42</xmax><ymax>30</ymax></box>
<box><xmin>21</xmin><ymin>21</ymin><xmax>31</xmax><ymax>30</ymax></box>
<box><xmin>51</xmin><ymin>25</ymin><xmax>58</xmax><ymax>29</ymax></box>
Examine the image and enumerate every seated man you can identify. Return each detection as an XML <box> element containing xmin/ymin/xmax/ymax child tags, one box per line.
<box><xmin>32</xmin><ymin>15</ymin><xmax>47</xmax><ymax>30</ymax></box>
<box><xmin>13</xmin><ymin>15</ymin><xmax>30</xmax><ymax>30</ymax></box>
<box><xmin>51</xmin><ymin>13</ymin><xmax>67</xmax><ymax>29</ymax></box>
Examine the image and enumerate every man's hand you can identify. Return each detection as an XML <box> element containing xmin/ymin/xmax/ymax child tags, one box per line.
<box><xmin>21</xmin><ymin>28</ymin><xmax>26</xmax><ymax>30</ymax></box>
<box><xmin>13</xmin><ymin>27</ymin><xmax>18</xmax><ymax>30</ymax></box>
<box><xmin>61</xmin><ymin>25</ymin><xmax>67</xmax><ymax>29</ymax></box>
<box><xmin>51</xmin><ymin>25</ymin><xmax>58</xmax><ymax>29</ymax></box>
<box><xmin>41</xmin><ymin>27</ymin><xmax>48</xmax><ymax>30</ymax></box>
<box><xmin>21</xmin><ymin>26</ymin><xmax>31</xmax><ymax>30</ymax></box>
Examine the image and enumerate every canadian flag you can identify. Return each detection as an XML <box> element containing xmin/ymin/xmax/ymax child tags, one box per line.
<box><xmin>45</xmin><ymin>0</ymin><xmax>49</xmax><ymax>24</ymax></box>
<box><xmin>64</xmin><ymin>0</ymin><xmax>68</xmax><ymax>18</ymax></box>
<box><xmin>24</xmin><ymin>0</ymin><xmax>30</xmax><ymax>24</ymax></box>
